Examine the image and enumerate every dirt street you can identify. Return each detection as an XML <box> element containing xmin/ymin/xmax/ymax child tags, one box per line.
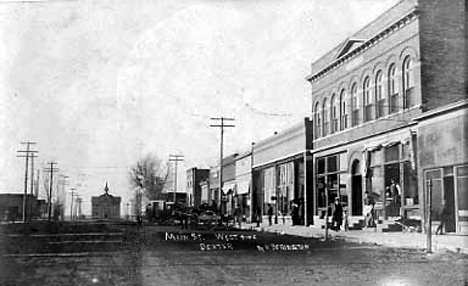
<box><xmin>0</xmin><ymin>225</ymin><xmax>466</xmax><ymax>286</ymax></box>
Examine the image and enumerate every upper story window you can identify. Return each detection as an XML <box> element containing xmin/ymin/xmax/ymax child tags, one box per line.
<box><xmin>339</xmin><ymin>89</ymin><xmax>348</xmax><ymax>130</ymax></box>
<box><xmin>375</xmin><ymin>70</ymin><xmax>385</xmax><ymax>118</ymax></box>
<box><xmin>402</xmin><ymin>56</ymin><xmax>415</xmax><ymax>108</ymax></box>
<box><xmin>363</xmin><ymin>76</ymin><xmax>373</xmax><ymax>122</ymax></box>
<box><xmin>351</xmin><ymin>83</ymin><xmax>359</xmax><ymax>127</ymax></box>
<box><xmin>314</xmin><ymin>101</ymin><xmax>322</xmax><ymax>139</ymax></box>
<box><xmin>322</xmin><ymin>98</ymin><xmax>329</xmax><ymax>137</ymax></box>
<box><xmin>330</xmin><ymin>94</ymin><xmax>339</xmax><ymax>134</ymax></box>
<box><xmin>388</xmin><ymin>64</ymin><xmax>399</xmax><ymax>114</ymax></box>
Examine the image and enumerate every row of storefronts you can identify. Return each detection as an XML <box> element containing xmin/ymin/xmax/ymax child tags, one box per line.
<box><xmin>187</xmin><ymin>0</ymin><xmax>467</xmax><ymax>234</ymax></box>
<box><xmin>187</xmin><ymin>100</ymin><xmax>466</xmax><ymax>234</ymax></box>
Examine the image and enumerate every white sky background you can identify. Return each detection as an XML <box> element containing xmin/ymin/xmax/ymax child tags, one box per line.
<box><xmin>0</xmin><ymin>0</ymin><xmax>398</xmax><ymax>215</ymax></box>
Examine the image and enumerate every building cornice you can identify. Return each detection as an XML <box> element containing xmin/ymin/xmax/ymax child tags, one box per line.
<box><xmin>311</xmin><ymin>121</ymin><xmax>418</xmax><ymax>155</ymax></box>
<box><xmin>253</xmin><ymin>119</ymin><xmax>311</xmax><ymax>153</ymax></box>
<box><xmin>306</xmin><ymin>7</ymin><xmax>419</xmax><ymax>82</ymax></box>
<box><xmin>414</xmin><ymin>99</ymin><xmax>468</xmax><ymax>122</ymax></box>
<box><xmin>253</xmin><ymin>150</ymin><xmax>307</xmax><ymax>170</ymax></box>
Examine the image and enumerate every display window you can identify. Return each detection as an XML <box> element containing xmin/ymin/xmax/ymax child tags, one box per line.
<box><xmin>316</xmin><ymin>153</ymin><xmax>348</xmax><ymax>214</ymax></box>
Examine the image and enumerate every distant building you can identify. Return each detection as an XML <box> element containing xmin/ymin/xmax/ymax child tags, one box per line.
<box><xmin>234</xmin><ymin>149</ymin><xmax>252</xmax><ymax>222</ymax></box>
<box><xmin>186</xmin><ymin>167</ymin><xmax>210</xmax><ymax>207</ymax></box>
<box><xmin>91</xmin><ymin>183</ymin><xmax>121</xmax><ymax>220</ymax></box>
<box><xmin>0</xmin><ymin>194</ymin><xmax>46</xmax><ymax>221</ymax></box>
<box><xmin>209</xmin><ymin>165</ymin><xmax>220</xmax><ymax>206</ymax></box>
<box><xmin>221</xmin><ymin>154</ymin><xmax>238</xmax><ymax>216</ymax></box>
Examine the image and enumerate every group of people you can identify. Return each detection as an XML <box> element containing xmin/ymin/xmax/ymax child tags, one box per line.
<box><xmin>252</xmin><ymin>200</ymin><xmax>304</xmax><ymax>227</ymax></box>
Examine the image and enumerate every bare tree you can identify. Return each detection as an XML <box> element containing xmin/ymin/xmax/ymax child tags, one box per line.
<box><xmin>129</xmin><ymin>154</ymin><xmax>169</xmax><ymax>200</ymax></box>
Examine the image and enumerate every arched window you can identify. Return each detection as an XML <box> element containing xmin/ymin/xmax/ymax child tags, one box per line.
<box><xmin>351</xmin><ymin>83</ymin><xmax>359</xmax><ymax>126</ymax></box>
<box><xmin>375</xmin><ymin>70</ymin><xmax>384</xmax><ymax>118</ymax></box>
<box><xmin>322</xmin><ymin>98</ymin><xmax>329</xmax><ymax>136</ymax></box>
<box><xmin>388</xmin><ymin>64</ymin><xmax>399</xmax><ymax>113</ymax></box>
<box><xmin>402</xmin><ymin>56</ymin><xmax>414</xmax><ymax>108</ymax></box>
<box><xmin>314</xmin><ymin>102</ymin><xmax>322</xmax><ymax>139</ymax></box>
<box><xmin>330</xmin><ymin>95</ymin><xmax>339</xmax><ymax>134</ymax></box>
<box><xmin>363</xmin><ymin>77</ymin><xmax>373</xmax><ymax>122</ymax></box>
<box><xmin>340</xmin><ymin>89</ymin><xmax>348</xmax><ymax>130</ymax></box>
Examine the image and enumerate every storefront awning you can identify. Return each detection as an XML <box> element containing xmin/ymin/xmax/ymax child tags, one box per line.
<box><xmin>381</xmin><ymin>140</ymin><xmax>400</xmax><ymax>148</ymax></box>
<box><xmin>236</xmin><ymin>180</ymin><xmax>250</xmax><ymax>195</ymax></box>
<box><xmin>222</xmin><ymin>182</ymin><xmax>236</xmax><ymax>195</ymax></box>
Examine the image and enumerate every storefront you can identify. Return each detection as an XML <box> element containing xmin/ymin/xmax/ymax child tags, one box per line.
<box><xmin>222</xmin><ymin>181</ymin><xmax>236</xmax><ymax>216</ymax></box>
<box><xmin>235</xmin><ymin>151</ymin><xmax>252</xmax><ymax>222</ymax></box>
<box><xmin>416</xmin><ymin>101</ymin><xmax>468</xmax><ymax>234</ymax></box>
<box><xmin>209</xmin><ymin>165</ymin><xmax>220</xmax><ymax>210</ymax></box>
<box><xmin>252</xmin><ymin>119</ymin><xmax>313</xmax><ymax>225</ymax></box>
<box><xmin>312</xmin><ymin>127</ymin><xmax>421</xmax><ymax>224</ymax></box>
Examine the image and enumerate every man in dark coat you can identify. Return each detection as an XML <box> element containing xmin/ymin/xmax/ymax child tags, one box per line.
<box><xmin>332</xmin><ymin>197</ymin><xmax>343</xmax><ymax>231</ymax></box>
<box><xmin>267</xmin><ymin>204</ymin><xmax>273</xmax><ymax>226</ymax></box>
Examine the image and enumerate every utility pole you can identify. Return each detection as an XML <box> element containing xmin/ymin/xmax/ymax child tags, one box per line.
<box><xmin>29</xmin><ymin>152</ymin><xmax>35</xmax><ymax>220</ymax></box>
<box><xmin>324</xmin><ymin>181</ymin><xmax>330</xmax><ymax>241</ymax></box>
<box><xmin>426</xmin><ymin>178</ymin><xmax>433</xmax><ymax>253</ymax></box>
<box><xmin>17</xmin><ymin>141</ymin><xmax>38</xmax><ymax>223</ymax></box>
<box><xmin>44</xmin><ymin>162</ymin><xmax>59</xmax><ymax>222</ymax></box>
<box><xmin>69</xmin><ymin>188</ymin><xmax>76</xmax><ymax>221</ymax></box>
<box><xmin>34</xmin><ymin>170</ymin><xmax>40</xmax><ymax>198</ymax></box>
<box><xmin>76</xmin><ymin>195</ymin><xmax>82</xmax><ymax>220</ymax></box>
<box><xmin>210</xmin><ymin>117</ymin><xmax>235</xmax><ymax>215</ymax></box>
<box><xmin>169</xmin><ymin>154</ymin><xmax>184</xmax><ymax>203</ymax></box>
<box><xmin>58</xmin><ymin>175</ymin><xmax>69</xmax><ymax>220</ymax></box>
<box><xmin>250</xmin><ymin>142</ymin><xmax>255</xmax><ymax>223</ymax></box>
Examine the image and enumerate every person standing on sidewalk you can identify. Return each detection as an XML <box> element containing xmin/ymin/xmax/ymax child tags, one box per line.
<box><xmin>267</xmin><ymin>204</ymin><xmax>273</xmax><ymax>226</ymax></box>
<box><xmin>343</xmin><ymin>210</ymin><xmax>349</xmax><ymax>231</ymax></box>
<box><xmin>234</xmin><ymin>204</ymin><xmax>242</xmax><ymax>228</ymax></box>
<box><xmin>388</xmin><ymin>179</ymin><xmax>402</xmax><ymax>216</ymax></box>
<box><xmin>436</xmin><ymin>200</ymin><xmax>451</xmax><ymax>235</ymax></box>
<box><xmin>291</xmin><ymin>201</ymin><xmax>299</xmax><ymax>226</ymax></box>
<box><xmin>253</xmin><ymin>206</ymin><xmax>262</xmax><ymax>227</ymax></box>
<box><xmin>363</xmin><ymin>191</ymin><xmax>376</xmax><ymax>228</ymax></box>
<box><xmin>332</xmin><ymin>197</ymin><xmax>343</xmax><ymax>231</ymax></box>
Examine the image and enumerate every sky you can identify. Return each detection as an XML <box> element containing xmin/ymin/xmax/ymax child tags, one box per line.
<box><xmin>0</xmin><ymin>0</ymin><xmax>398</xmax><ymax>215</ymax></box>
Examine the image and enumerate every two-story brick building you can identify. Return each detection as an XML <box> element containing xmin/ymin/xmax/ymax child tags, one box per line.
<box><xmin>306</xmin><ymin>0</ymin><xmax>467</xmax><ymax>233</ymax></box>
<box><xmin>91</xmin><ymin>183</ymin><xmax>121</xmax><ymax>220</ymax></box>
<box><xmin>185</xmin><ymin>167</ymin><xmax>209</xmax><ymax>207</ymax></box>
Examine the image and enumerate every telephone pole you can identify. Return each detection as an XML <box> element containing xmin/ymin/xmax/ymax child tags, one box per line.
<box><xmin>17</xmin><ymin>141</ymin><xmax>38</xmax><ymax>223</ymax></box>
<box><xmin>58</xmin><ymin>175</ymin><xmax>69</xmax><ymax>221</ymax></box>
<box><xmin>169</xmin><ymin>154</ymin><xmax>184</xmax><ymax>203</ymax></box>
<box><xmin>69</xmin><ymin>188</ymin><xmax>76</xmax><ymax>221</ymax></box>
<box><xmin>210</xmin><ymin>117</ymin><xmax>235</xmax><ymax>214</ymax></box>
<box><xmin>76</xmin><ymin>196</ymin><xmax>82</xmax><ymax>220</ymax></box>
<box><xmin>44</xmin><ymin>162</ymin><xmax>59</xmax><ymax>222</ymax></box>
<box><xmin>28</xmin><ymin>152</ymin><xmax>37</xmax><ymax>221</ymax></box>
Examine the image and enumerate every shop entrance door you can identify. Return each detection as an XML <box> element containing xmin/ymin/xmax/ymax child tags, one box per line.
<box><xmin>351</xmin><ymin>160</ymin><xmax>362</xmax><ymax>216</ymax></box>
<box><xmin>443</xmin><ymin>176</ymin><xmax>456</xmax><ymax>232</ymax></box>
<box><xmin>384</xmin><ymin>163</ymin><xmax>401</xmax><ymax>217</ymax></box>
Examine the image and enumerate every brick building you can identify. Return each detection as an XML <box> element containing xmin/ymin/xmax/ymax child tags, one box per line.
<box><xmin>91</xmin><ymin>183</ymin><xmax>121</xmax><ymax>220</ymax></box>
<box><xmin>185</xmin><ymin>167</ymin><xmax>209</xmax><ymax>207</ymax></box>
<box><xmin>306</xmin><ymin>0</ymin><xmax>467</xmax><ymax>233</ymax></box>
